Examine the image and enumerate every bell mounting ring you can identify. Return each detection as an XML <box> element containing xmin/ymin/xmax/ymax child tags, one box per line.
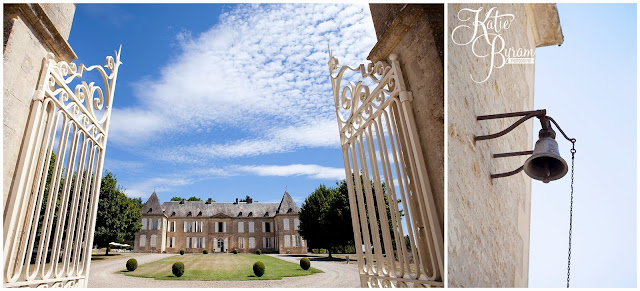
<box><xmin>475</xmin><ymin>109</ymin><xmax>575</xmax><ymax>183</ymax></box>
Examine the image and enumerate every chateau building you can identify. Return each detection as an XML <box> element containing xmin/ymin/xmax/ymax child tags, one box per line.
<box><xmin>134</xmin><ymin>191</ymin><xmax>307</xmax><ymax>254</ymax></box>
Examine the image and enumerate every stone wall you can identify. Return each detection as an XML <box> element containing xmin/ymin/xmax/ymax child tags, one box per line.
<box><xmin>3</xmin><ymin>4</ymin><xmax>76</xmax><ymax>206</ymax></box>
<box><xmin>134</xmin><ymin>215</ymin><xmax>306</xmax><ymax>254</ymax></box>
<box><xmin>447</xmin><ymin>3</ymin><xmax>562</xmax><ymax>287</ymax></box>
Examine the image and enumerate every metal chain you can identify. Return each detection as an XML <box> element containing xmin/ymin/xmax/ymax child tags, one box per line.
<box><xmin>567</xmin><ymin>139</ymin><xmax>576</xmax><ymax>288</ymax></box>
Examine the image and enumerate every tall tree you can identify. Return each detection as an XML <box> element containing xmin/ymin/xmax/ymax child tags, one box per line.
<box><xmin>299</xmin><ymin>175</ymin><xmax>402</xmax><ymax>257</ymax></box>
<box><xmin>298</xmin><ymin>185</ymin><xmax>332</xmax><ymax>255</ymax></box>
<box><xmin>93</xmin><ymin>172</ymin><xmax>141</xmax><ymax>255</ymax></box>
<box><xmin>187</xmin><ymin>196</ymin><xmax>202</xmax><ymax>201</ymax></box>
<box><xmin>170</xmin><ymin>197</ymin><xmax>183</xmax><ymax>201</ymax></box>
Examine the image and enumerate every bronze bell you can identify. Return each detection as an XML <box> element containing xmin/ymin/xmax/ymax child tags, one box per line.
<box><xmin>523</xmin><ymin>128</ymin><xmax>568</xmax><ymax>183</ymax></box>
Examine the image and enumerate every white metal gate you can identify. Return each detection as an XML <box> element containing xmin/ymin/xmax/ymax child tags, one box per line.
<box><xmin>329</xmin><ymin>51</ymin><xmax>443</xmax><ymax>287</ymax></box>
<box><xmin>3</xmin><ymin>48</ymin><xmax>122</xmax><ymax>288</ymax></box>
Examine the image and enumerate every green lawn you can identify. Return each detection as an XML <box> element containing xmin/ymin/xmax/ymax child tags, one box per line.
<box><xmin>120</xmin><ymin>254</ymin><xmax>322</xmax><ymax>281</ymax></box>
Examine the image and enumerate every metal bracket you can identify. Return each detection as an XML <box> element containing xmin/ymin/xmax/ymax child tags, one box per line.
<box><xmin>476</xmin><ymin>110</ymin><xmax>548</xmax><ymax>179</ymax></box>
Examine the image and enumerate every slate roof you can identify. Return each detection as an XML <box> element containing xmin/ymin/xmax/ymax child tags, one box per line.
<box><xmin>161</xmin><ymin>201</ymin><xmax>280</xmax><ymax>218</ymax></box>
<box><xmin>140</xmin><ymin>191</ymin><xmax>299</xmax><ymax>218</ymax></box>
<box><xmin>277</xmin><ymin>191</ymin><xmax>299</xmax><ymax>214</ymax></box>
<box><xmin>141</xmin><ymin>191</ymin><xmax>164</xmax><ymax>215</ymax></box>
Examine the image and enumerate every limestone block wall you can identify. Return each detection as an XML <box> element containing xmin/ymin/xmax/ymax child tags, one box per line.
<box><xmin>134</xmin><ymin>216</ymin><xmax>307</xmax><ymax>254</ymax></box>
<box><xmin>275</xmin><ymin>214</ymin><xmax>307</xmax><ymax>254</ymax></box>
<box><xmin>447</xmin><ymin>3</ymin><xmax>562</xmax><ymax>287</ymax></box>
<box><xmin>3</xmin><ymin>4</ymin><xmax>76</xmax><ymax>206</ymax></box>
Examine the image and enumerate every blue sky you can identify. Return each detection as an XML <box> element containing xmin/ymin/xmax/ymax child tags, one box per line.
<box><xmin>529</xmin><ymin>3</ymin><xmax>636</xmax><ymax>288</ymax></box>
<box><xmin>68</xmin><ymin>4</ymin><xmax>377</xmax><ymax>204</ymax></box>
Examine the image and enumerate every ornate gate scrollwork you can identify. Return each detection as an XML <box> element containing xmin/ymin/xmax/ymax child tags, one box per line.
<box><xmin>3</xmin><ymin>48</ymin><xmax>122</xmax><ymax>288</ymax></box>
<box><xmin>329</xmin><ymin>50</ymin><xmax>443</xmax><ymax>287</ymax></box>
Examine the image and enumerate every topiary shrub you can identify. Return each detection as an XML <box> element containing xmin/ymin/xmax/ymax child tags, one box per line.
<box><xmin>300</xmin><ymin>257</ymin><xmax>310</xmax><ymax>270</ymax></box>
<box><xmin>253</xmin><ymin>261</ymin><xmax>265</xmax><ymax>277</ymax></box>
<box><xmin>126</xmin><ymin>258</ymin><xmax>138</xmax><ymax>271</ymax></box>
<box><xmin>203</xmin><ymin>249</ymin><xmax>208</xmax><ymax>254</ymax></box>
<box><xmin>172</xmin><ymin>262</ymin><xmax>185</xmax><ymax>277</ymax></box>
<box><xmin>179</xmin><ymin>249</ymin><xmax>185</xmax><ymax>255</ymax></box>
<box><xmin>256</xmin><ymin>249</ymin><xmax>262</xmax><ymax>255</ymax></box>
<box><xmin>233</xmin><ymin>249</ymin><xmax>238</xmax><ymax>254</ymax></box>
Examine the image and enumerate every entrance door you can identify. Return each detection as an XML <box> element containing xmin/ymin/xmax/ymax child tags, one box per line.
<box><xmin>216</xmin><ymin>238</ymin><xmax>224</xmax><ymax>252</ymax></box>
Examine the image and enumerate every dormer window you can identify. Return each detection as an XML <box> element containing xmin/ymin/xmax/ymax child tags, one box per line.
<box><xmin>237</xmin><ymin>212</ymin><xmax>243</xmax><ymax>217</ymax></box>
<box><xmin>287</xmin><ymin>208</ymin><xmax>294</xmax><ymax>213</ymax></box>
<box><xmin>248</xmin><ymin>212</ymin><xmax>253</xmax><ymax>217</ymax></box>
<box><xmin>171</xmin><ymin>212</ymin><xmax>176</xmax><ymax>217</ymax></box>
<box><xmin>147</xmin><ymin>208</ymin><xmax>153</xmax><ymax>213</ymax></box>
<box><xmin>264</xmin><ymin>212</ymin><xmax>269</xmax><ymax>217</ymax></box>
<box><xmin>186</xmin><ymin>211</ymin><xmax>192</xmax><ymax>217</ymax></box>
<box><xmin>197</xmin><ymin>211</ymin><xmax>202</xmax><ymax>217</ymax></box>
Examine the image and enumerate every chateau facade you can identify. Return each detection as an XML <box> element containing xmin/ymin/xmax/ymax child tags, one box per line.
<box><xmin>134</xmin><ymin>191</ymin><xmax>307</xmax><ymax>254</ymax></box>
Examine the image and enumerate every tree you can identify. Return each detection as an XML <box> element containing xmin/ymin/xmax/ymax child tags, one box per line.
<box><xmin>93</xmin><ymin>172</ymin><xmax>142</xmax><ymax>255</ymax></box>
<box><xmin>299</xmin><ymin>175</ymin><xmax>403</xmax><ymax>257</ymax></box>
<box><xmin>298</xmin><ymin>185</ymin><xmax>332</xmax><ymax>255</ymax></box>
<box><xmin>170</xmin><ymin>197</ymin><xmax>183</xmax><ymax>201</ymax></box>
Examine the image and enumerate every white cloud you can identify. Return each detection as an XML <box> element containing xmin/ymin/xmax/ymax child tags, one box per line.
<box><xmin>108</xmin><ymin>3</ymin><xmax>376</xmax><ymax>161</ymax></box>
<box><xmin>123</xmin><ymin>176</ymin><xmax>193</xmax><ymax>198</ymax></box>
<box><xmin>157</xmin><ymin>118</ymin><xmax>340</xmax><ymax>163</ymax></box>
<box><xmin>122</xmin><ymin>162</ymin><xmax>345</xmax><ymax>198</ymax></box>
<box><xmin>103</xmin><ymin>158</ymin><xmax>145</xmax><ymax>172</ymax></box>
<box><xmin>236</xmin><ymin>164</ymin><xmax>345</xmax><ymax>180</ymax></box>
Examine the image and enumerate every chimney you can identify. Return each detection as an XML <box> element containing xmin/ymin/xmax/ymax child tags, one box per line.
<box><xmin>206</xmin><ymin>198</ymin><xmax>212</xmax><ymax>204</ymax></box>
<box><xmin>234</xmin><ymin>198</ymin><xmax>239</xmax><ymax>204</ymax></box>
<box><xmin>247</xmin><ymin>197</ymin><xmax>253</xmax><ymax>204</ymax></box>
<box><xmin>180</xmin><ymin>199</ymin><xmax>185</xmax><ymax>204</ymax></box>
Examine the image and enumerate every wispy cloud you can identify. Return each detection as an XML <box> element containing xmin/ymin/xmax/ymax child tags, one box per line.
<box><xmin>109</xmin><ymin>3</ymin><xmax>376</xmax><ymax>162</ymax></box>
<box><xmin>235</xmin><ymin>164</ymin><xmax>345</xmax><ymax>180</ymax></box>
<box><xmin>122</xmin><ymin>163</ymin><xmax>345</xmax><ymax>198</ymax></box>
<box><xmin>157</xmin><ymin>119</ymin><xmax>340</xmax><ymax>163</ymax></box>
<box><xmin>123</xmin><ymin>176</ymin><xmax>194</xmax><ymax>198</ymax></box>
<box><xmin>103</xmin><ymin>158</ymin><xmax>145</xmax><ymax>173</ymax></box>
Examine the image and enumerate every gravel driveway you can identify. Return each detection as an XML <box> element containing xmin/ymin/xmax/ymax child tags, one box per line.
<box><xmin>87</xmin><ymin>253</ymin><xmax>360</xmax><ymax>288</ymax></box>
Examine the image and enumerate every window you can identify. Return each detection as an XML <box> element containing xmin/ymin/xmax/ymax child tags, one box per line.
<box><xmin>295</xmin><ymin>235</ymin><xmax>302</xmax><ymax>247</ymax></box>
<box><xmin>168</xmin><ymin>221</ymin><xmax>176</xmax><ymax>232</ymax></box>
<box><xmin>168</xmin><ymin>237</ymin><xmax>175</xmax><ymax>248</ymax></box>
<box><xmin>217</xmin><ymin>238</ymin><xmax>224</xmax><ymax>250</ymax></box>
<box><xmin>196</xmin><ymin>221</ymin><xmax>203</xmax><ymax>232</ymax></box>
<box><xmin>140</xmin><ymin>235</ymin><xmax>146</xmax><ymax>247</ymax></box>
<box><xmin>248</xmin><ymin>222</ymin><xmax>255</xmax><ymax>233</ymax></box>
<box><xmin>263</xmin><ymin>237</ymin><xmax>272</xmax><ymax>248</ymax></box>
<box><xmin>263</xmin><ymin>222</ymin><xmax>271</xmax><ymax>233</ymax></box>
<box><xmin>249</xmin><ymin>237</ymin><xmax>256</xmax><ymax>249</ymax></box>
<box><xmin>238</xmin><ymin>222</ymin><xmax>244</xmax><ymax>233</ymax></box>
<box><xmin>150</xmin><ymin>235</ymin><xmax>157</xmax><ymax>247</ymax></box>
<box><xmin>152</xmin><ymin>219</ymin><xmax>158</xmax><ymax>230</ymax></box>
<box><xmin>184</xmin><ymin>221</ymin><xmax>192</xmax><ymax>232</ymax></box>
<box><xmin>215</xmin><ymin>222</ymin><xmax>226</xmax><ymax>233</ymax></box>
<box><xmin>238</xmin><ymin>237</ymin><xmax>244</xmax><ymax>249</ymax></box>
<box><xmin>141</xmin><ymin>218</ymin><xmax>147</xmax><ymax>230</ymax></box>
<box><xmin>284</xmin><ymin>235</ymin><xmax>291</xmax><ymax>247</ymax></box>
<box><xmin>283</xmin><ymin>218</ymin><xmax>290</xmax><ymax>231</ymax></box>
<box><xmin>294</xmin><ymin>218</ymin><xmax>300</xmax><ymax>230</ymax></box>
<box><xmin>198</xmin><ymin>237</ymin><xmax>205</xmax><ymax>248</ymax></box>
<box><xmin>186</xmin><ymin>237</ymin><xmax>192</xmax><ymax>248</ymax></box>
